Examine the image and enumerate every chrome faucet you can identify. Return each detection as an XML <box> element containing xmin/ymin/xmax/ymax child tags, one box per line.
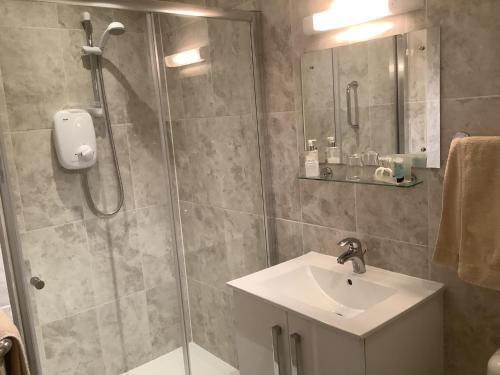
<box><xmin>337</xmin><ymin>237</ymin><xmax>366</xmax><ymax>274</ymax></box>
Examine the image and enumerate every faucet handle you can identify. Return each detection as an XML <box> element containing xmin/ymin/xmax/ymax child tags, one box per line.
<box><xmin>337</xmin><ymin>237</ymin><xmax>362</xmax><ymax>249</ymax></box>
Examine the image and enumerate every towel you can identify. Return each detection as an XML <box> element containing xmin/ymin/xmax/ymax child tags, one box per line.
<box><xmin>0</xmin><ymin>310</ymin><xmax>29</xmax><ymax>375</ymax></box>
<box><xmin>434</xmin><ymin>136</ymin><xmax>500</xmax><ymax>290</ymax></box>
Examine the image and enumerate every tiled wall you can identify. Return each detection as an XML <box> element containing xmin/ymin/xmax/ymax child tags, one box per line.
<box><xmin>252</xmin><ymin>0</ymin><xmax>500</xmax><ymax>374</ymax></box>
<box><xmin>159</xmin><ymin>11</ymin><xmax>267</xmax><ymax>367</ymax></box>
<box><xmin>0</xmin><ymin>2</ymin><xmax>182</xmax><ymax>374</ymax></box>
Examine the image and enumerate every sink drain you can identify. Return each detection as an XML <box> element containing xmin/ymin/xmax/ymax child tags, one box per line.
<box><xmin>347</xmin><ymin>279</ymin><xmax>353</xmax><ymax>285</ymax></box>
<box><xmin>335</xmin><ymin>312</ymin><xmax>344</xmax><ymax>317</ymax></box>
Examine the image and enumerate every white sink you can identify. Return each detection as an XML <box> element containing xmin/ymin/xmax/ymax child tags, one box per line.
<box><xmin>263</xmin><ymin>264</ymin><xmax>397</xmax><ymax>318</ymax></box>
<box><xmin>228</xmin><ymin>252</ymin><xmax>444</xmax><ymax>337</ymax></box>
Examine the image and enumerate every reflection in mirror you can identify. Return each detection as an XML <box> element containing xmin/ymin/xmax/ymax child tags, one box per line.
<box><xmin>301</xmin><ymin>27</ymin><xmax>440</xmax><ymax>171</ymax></box>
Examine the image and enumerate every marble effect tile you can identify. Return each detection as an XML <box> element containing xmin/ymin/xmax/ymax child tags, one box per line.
<box><xmin>0</xmin><ymin>28</ymin><xmax>66</xmax><ymax>131</ymax></box>
<box><xmin>21</xmin><ymin>223</ymin><xmax>95</xmax><ymax>324</ymax></box>
<box><xmin>182</xmin><ymin>202</ymin><xmax>267</xmax><ymax>292</ymax></box>
<box><xmin>97</xmin><ymin>291</ymin><xmax>153</xmax><ymax>374</ymax></box>
<box><xmin>266</xmin><ymin>112</ymin><xmax>301</xmax><ymax>220</ymax></box>
<box><xmin>128</xmin><ymin>122</ymin><xmax>168</xmax><ymax>209</ymax></box>
<box><xmin>356</xmin><ymin>182</ymin><xmax>428</xmax><ymax>246</ymax></box>
<box><xmin>182</xmin><ymin>115</ymin><xmax>263</xmax><ymax>214</ymax></box>
<box><xmin>273</xmin><ymin>218</ymin><xmax>303</xmax><ymax>264</ymax></box>
<box><xmin>300</xmin><ymin>179</ymin><xmax>356</xmax><ymax>231</ymax></box>
<box><xmin>428</xmin><ymin>0</ymin><xmax>500</xmax><ymax>99</ymax></box>
<box><xmin>258</xmin><ymin>0</ymin><xmax>295</xmax><ymax>112</ymax></box>
<box><xmin>0</xmin><ymin>0</ymin><xmax>58</xmax><ymax>28</ymax></box>
<box><xmin>12</xmin><ymin>130</ymin><xmax>84</xmax><ymax>230</ymax></box>
<box><xmin>146</xmin><ymin>283</ymin><xmax>182</xmax><ymax>359</ymax></box>
<box><xmin>136</xmin><ymin>205</ymin><xmax>176</xmax><ymax>289</ymax></box>
<box><xmin>42</xmin><ymin>309</ymin><xmax>106</xmax><ymax>375</ymax></box>
<box><xmin>188</xmin><ymin>279</ymin><xmax>237</xmax><ymax>367</ymax></box>
<box><xmin>209</xmin><ymin>18</ymin><xmax>254</xmax><ymax>117</ymax></box>
<box><xmin>85</xmin><ymin>211</ymin><xmax>144</xmax><ymax>305</ymax></box>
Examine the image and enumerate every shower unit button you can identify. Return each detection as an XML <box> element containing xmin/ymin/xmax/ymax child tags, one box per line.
<box><xmin>53</xmin><ymin>109</ymin><xmax>97</xmax><ymax>170</ymax></box>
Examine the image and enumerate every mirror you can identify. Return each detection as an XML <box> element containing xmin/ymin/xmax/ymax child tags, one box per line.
<box><xmin>301</xmin><ymin>27</ymin><xmax>440</xmax><ymax>169</ymax></box>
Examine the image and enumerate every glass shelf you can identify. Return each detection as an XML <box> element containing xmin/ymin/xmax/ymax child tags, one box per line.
<box><xmin>299</xmin><ymin>174</ymin><xmax>423</xmax><ymax>188</ymax></box>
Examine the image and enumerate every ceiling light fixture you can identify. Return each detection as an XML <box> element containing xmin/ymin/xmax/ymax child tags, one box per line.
<box><xmin>303</xmin><ymin>0</ymin><xmax>424</xmax><ymax>35</ymax></box>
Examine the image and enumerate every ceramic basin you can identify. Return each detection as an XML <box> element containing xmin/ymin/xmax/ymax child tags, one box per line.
<box><xmin>261</xmin><ymin>264</ymin><xmax>397</xmax><ymax>318</ymax></box>
<box><xmin>228</xmin><ymin>252</ymin><xmax>444</xmax><ymax>337</ymax></box>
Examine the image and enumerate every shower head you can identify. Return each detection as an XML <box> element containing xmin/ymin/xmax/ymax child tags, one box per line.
<box><xmin>98</xmin><ymin>22</ymin><xmax>126</xmax><ymax>50</ymax></box>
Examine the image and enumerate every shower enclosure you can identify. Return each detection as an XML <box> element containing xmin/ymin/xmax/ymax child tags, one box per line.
<box><xmin>0</xmin><ymin>1</ymin><xmax>268</xmax><ymax>374</ymax></box>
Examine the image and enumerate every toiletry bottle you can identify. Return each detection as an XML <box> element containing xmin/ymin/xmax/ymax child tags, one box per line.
<box><xmin>325</xmin><ymin>136</ymin><xmax>341</xmax><ymax>164</ymax></box>
<box><xmin>392</xmin><ymin>157</ymin><xmax>405</xmax><ymax>183</ymax></box>
<box><xmin>305</xmin><ymin>139</ymin><xmax>320</xmax><ymax>177</ymax></box>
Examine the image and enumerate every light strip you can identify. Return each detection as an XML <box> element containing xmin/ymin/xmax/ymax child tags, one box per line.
<box><xmin>165</xmin><ymin>48</ymin><xmax>204</xmax><ymax>68</ymax></box>
<box><xmin>303</xmin><ymin>0</ymin><xmax>424</xmax><ymax>35</ymax></box>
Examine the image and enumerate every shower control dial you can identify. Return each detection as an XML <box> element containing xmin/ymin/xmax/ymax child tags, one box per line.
<box><xmin>76</xmin><ymin>144</ymin><xmax>95</xmax><ymax>162</ymax></box>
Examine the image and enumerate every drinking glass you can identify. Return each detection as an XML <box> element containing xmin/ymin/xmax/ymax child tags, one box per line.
<box><xmin>346</xmin><ymin>154</ymin><xmax>363</xmax><ymax>181</ymax></box>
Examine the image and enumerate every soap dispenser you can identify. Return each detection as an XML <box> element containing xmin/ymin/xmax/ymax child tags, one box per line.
<box><xmin>325</xmin><ymin>136</ymin><xmax>341</xmax><ymax>164</ymax></box>
<box><xmin>305</xmin><ymin>139</ymin><xmax>320</xmax><ymax>177</ymax></box>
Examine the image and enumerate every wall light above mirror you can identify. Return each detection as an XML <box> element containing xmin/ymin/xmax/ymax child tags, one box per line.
<box><xmin>303</xmin><ymin>0</ymin><xmax>425</xmax><ymax>35</ymax></box>
<box><xmin>301</xmin><ymin>27</ymin><xmax>441</xmax><ymax>173</ymax></box>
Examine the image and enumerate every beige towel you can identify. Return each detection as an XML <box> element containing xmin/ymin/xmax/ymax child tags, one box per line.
<box><xmin>0</xmin><ymin>310</ymin><xmax>29</xmax><ymax>375</ymax></box>
<box><xmin>434</xmin><ymin>136</ymin><xmax>500</xmax><ymax>290</ymax></box>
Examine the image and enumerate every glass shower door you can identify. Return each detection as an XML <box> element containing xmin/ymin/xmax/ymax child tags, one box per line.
<box><xmin>0</xmin><ymin>3</ymin><xmax>188</xmax><ymax>374</ymax></box>
<box><xmin>156</xmin><ymin>10</ymin><xmax>268</xmax><ymax>375</ymax></box>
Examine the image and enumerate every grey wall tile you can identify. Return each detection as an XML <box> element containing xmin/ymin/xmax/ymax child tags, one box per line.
<box><xmin>431</xmin><ymin>264</ymin><xmax>500</xmax><ymax>375</ymax></box>
<box><xmin>356</xmin><ymin>182</ymin><xmax>428</xmax><ymax>245</ymax></box>
<box><xmin>21</xmin><ymin>222</ymin><xmax>95</xmax><ymax>324</ymax></box>
<box><xmin>0</xmin><ymin>1</ymin><xmax>58</xmax><ymax>28</ymax></box>
<box><xmin>146</xmin><ymin>283</ymin><xmax>182</xmax><ymax>358</ymax></box>
<box><xmin>102</xmin><ymin>31</ymin><xmax>157</xmax><ymax>126</ymax></box>
<box><xmin>258</xmin><ymin>0</ymin><xmax>295</xmax><ymax>112</ymax></box>
<box><xmin>137</xmin><ymin>205</ymin><xmax>176</xmax><ymax>289</ymax></box>
<box><xmin>2</xmin><ymin>134</ymin><xmax>25</xmax><ymax>231</ymax></box>
<box><xmin>209</xmin><ymin>19</ymin><xmax>254</xmax><ymax>117</ymax></box>
<box><xmin>42</xmin><ymin>309</ymin><xmax>106</xmax><ymax>375</ymax></box>
<box><xmin>183</xmin><ymin>115</ymin><xmax>263</xmax><ymax>214</ymax></box>
<box><xmin>360</xmin><ymin>234</ymin><xmax>429</xmax><ymax>279</ymax></box>
<box><xmin>60</xmin><ymin>29</ymin><xmax>95</xmax><ymax>108</ymax></box>
<box><xmin>12</xmin><ymin>130</ymin><xmax>83</xmax><ymax>230</ymax></box>
<box><xmin>428</xmin><ymin>0</ymin><xmax>500</xmax><ymax>99</ymax></box>
<box><xmin>302</xmin><ymin>223</ymin><xmax>354</xmax><ymax>256</ymax></box>
<box><xmin>97</xmin><ymin>291</ymin><xmax>153</xmax><ymax>373</ymax></box>
<box><xmin>182</xmin><ymin>202</ymin><xmax>266</xmax><ymax>292</ymax></box>
<box><xmin>266</xmin><ymin>112</ymin><xmax>301</xmax><ymax>220</ymax></box>
<box><xmin>440</xmin><ymin>96</ymin><xmax>500</xmax><ymax>163</ymax></box>
<box><xmin>300</xmin><ymin>180</ymin><xmax>356</xmax><ymax>231</ymax></box>
<box><xmin>128</xmin><ymin>123</ymin><xmax>168</xmax><ymax>209</ymax></box>
<box><xmin>85</xmin><ymin>211</ymin><xmax>144</xmax><ymax>305</ymax></box>
<box><xmin>0</xmin><ymin>28</ymin><xmax>66</xmax><ymax>131</ymax></box>
<box><xmin>188</xmin><ymin>279</ymin><xmax>237</xmax><ymax>367</ymax></box>
<box><xmin>273</xmin><ymin>218</ymin><xmax>303</xmax><ymax>263</ymax></box>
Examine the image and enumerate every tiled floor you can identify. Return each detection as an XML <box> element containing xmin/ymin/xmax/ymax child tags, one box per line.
<box><xmin>125</xmin><ymin>343</ymin><xmax>239</xmax><ymax>375</ymax></box>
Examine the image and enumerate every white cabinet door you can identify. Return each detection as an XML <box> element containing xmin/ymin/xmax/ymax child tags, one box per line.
<box><xmin>287</xmin><ymin>313</ymin><xmax>365</xmax><ymax>375</ymax></box>
<box><xmin>234</xmin><ymin>291</ymin><xmax>291</xmax><ymax>375</ymax></box>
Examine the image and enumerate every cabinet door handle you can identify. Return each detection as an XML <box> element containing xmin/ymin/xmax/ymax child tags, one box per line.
<box><xmin>271</xmin><ymin>325</ymin><xmax>282</xmax><ymax>375</ymax></box>
<box><xmin>290</xmin><ymin>333</ymin><xmax>302</xmax><ymax>375</ymax></box>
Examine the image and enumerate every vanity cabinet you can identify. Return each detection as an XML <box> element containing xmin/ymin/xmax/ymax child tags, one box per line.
<box><xmin>234</xmin><ymin>290</ymin><xmax>443</xmax><ymax>375</ymax></box>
